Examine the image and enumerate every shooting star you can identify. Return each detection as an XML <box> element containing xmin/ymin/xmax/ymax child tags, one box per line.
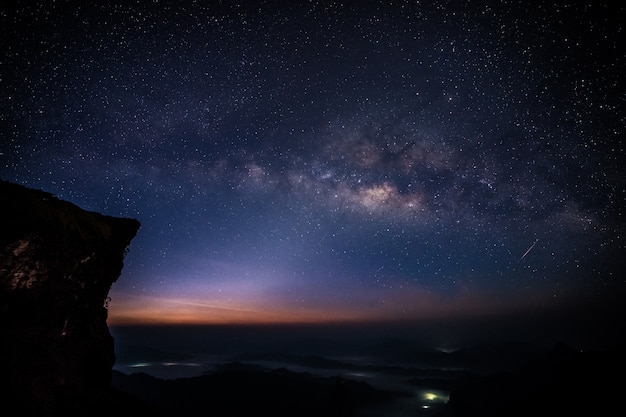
<box><xmin>520</xmin><ymin>239</ymin><xmax>539</xmax><ymax>260</ymax></box>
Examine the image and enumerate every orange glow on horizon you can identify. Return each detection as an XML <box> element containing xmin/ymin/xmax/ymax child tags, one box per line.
<box><xmin>106</xmin><ymin>294</ymin><xmax>370</xmax><ymax>326</ymax></box>
<box><xmin>104</xmin><ymin>285</ymin><xmax>559</xmax><ymax>327</ymax></box>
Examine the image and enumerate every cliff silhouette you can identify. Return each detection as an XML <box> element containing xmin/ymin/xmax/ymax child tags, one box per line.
<box><xmin>0</xmin><ymin>180</ymin><xmax>145</xmax><ymax>416</ymax></box>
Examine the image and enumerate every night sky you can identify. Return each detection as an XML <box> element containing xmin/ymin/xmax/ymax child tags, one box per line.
<box><xmin>2</xmin><ymin>1</ymin><xmax>625</xmax><ymax>348</ymax></box>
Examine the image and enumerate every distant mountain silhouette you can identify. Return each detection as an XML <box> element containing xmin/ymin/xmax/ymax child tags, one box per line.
<box><xmin>112</xmin><ymin>366</ymin><xmax>407</xmax><ymax>417</ymax></box>
<box><xmin>445</xmin><ymin>341</ymin><xmax>626</xmax><ymax>416</ymax></box>
<box><xmin>232</xmin><ymin>352</ymin><xmax>353</xmax><ymax>370</ymax></box>
<box><xmin>115</xmin><ymin>343</ymin><xmax>194</xmax><ymax>364</ymax></box>
<box><xmin>445</xmin><ymin>340</ymin><xmax>547</xmax><ymax>374</ymax></box>
<box><xmin>229</xmin><ymin>351</ymin><xmax>472</xmax><ymax>381</ymax></box>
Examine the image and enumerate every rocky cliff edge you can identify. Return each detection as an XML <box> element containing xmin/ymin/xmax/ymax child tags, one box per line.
<box><xmin>0</xmin><ymin>180</ymin><xmax>144</xmax><ymax>415</ymax></box>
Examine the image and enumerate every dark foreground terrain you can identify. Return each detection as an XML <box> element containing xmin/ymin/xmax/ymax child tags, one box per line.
<box><xmin>113</xmin><ymin>365</ymin><xmax>405</xmax><ymax>417</ymax></box>
<box><xmin>110</xmin><ymin>338</ymin><xmax>626</xmax><ymax>417</ymax></box>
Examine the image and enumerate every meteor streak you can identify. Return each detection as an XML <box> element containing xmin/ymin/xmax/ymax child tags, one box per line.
<box><xmin>520</xmin><ymin>239</ymin><xmax>539</xmax><ymax>260</ymax></box>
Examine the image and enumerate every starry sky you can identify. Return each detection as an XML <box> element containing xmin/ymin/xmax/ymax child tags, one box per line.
<box><xmin>2</xmin><ymin>1</ymin><xmax>625</xmax><ymax>347</ymax></box>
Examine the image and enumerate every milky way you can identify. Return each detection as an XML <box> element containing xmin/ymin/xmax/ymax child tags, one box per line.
<box><xmin>2</xmin><ymin>1</ymin><xmax>624</xmax><ymax>345</ymax></box>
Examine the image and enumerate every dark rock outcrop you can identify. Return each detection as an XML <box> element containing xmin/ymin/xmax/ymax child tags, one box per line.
<box><xmin>0</xmin><ymin>180</ymin><xmax>143</xmax><ymax>415</ymax></box>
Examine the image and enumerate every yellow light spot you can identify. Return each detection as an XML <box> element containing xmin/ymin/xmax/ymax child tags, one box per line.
<box><xmin>423</xmin><ymin>392</ymin><xmax>438</xmax><ymax>401</ymax></box>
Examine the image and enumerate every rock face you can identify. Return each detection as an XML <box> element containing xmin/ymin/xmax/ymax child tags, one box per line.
<box><xmin>0</xmin><ymin>180</ymin><xmax>141</xmax><ymax>415</ymax></box>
